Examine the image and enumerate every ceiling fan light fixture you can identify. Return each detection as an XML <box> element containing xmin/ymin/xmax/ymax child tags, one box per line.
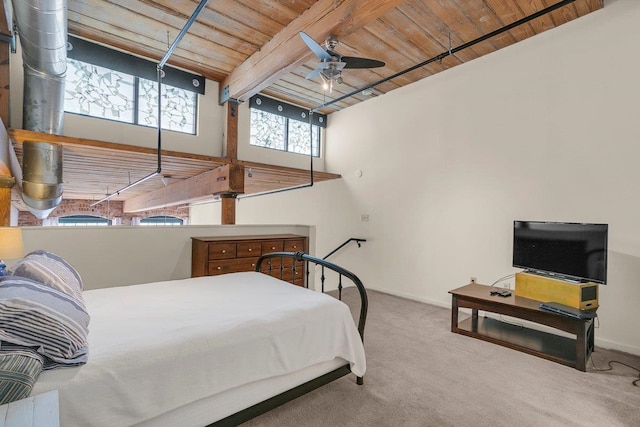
<box><xmin>319</xmin><ymin>73</ymin><xmax>331</xmax><ymax>92</ymax></box>
<box><xmin>299</xmin><ymin>31</ymin><xmax>384</xmax><ymax>89</ymax></box>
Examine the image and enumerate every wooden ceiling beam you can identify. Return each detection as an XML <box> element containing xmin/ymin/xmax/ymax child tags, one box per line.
<box><xmin>7</xmin><ymin>128</ymin><xmax>220</xmax><ymax>162</ymax></box>
<box><xmin>123</xmin><ymin>163</ymin><xmax>244</xmax><ymax>213</ymax></box>
<box><xmin>220</xmin><ymin>0</ymin><xmax>407</xmax><ymax>104</ymax></box>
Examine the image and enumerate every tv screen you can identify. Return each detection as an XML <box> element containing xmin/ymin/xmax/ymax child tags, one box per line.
<box><xmin>513</xmin><ymin>221</ymin><xmax>608</xmax><ymax>284</ymax></box>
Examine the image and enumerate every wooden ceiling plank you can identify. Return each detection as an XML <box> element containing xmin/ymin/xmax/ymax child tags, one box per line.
<box><xmin>483</xmin><ymin>0</ymin><xmax>541</xmax><ymax>41</ymax></box>
<box><xmin>235</xmin><ymin>0</ymin><xmax>314</xmax><ymax>24</ymax></box>
<box><xmin>68</xmin><ymin>10</ymin><xmax>243</xmax><ymax>70</ymax></box>
<box><xmin>451</xmin><ymin>0</ymin><xmax>517</xmax><ymax>49</ymax></box>
<box><xmin>343</xmin><ymin>28</ymin><xmax>432</xmax><ymax>87</ymax></box>
<box><xmin>100</xmin><ymin>0</ymin><xmax>259</xmax><ymax>57</ymax></box>
<box><xmin>395</xmin><ymin>0</ymin><xmax>477</xmax><ymax>65</ymax></box>
<box><xmin>210</xmin><ymin>0</ymin><xmax>289</xmax><ymax>34</ymax></box>
<box><xmin>375</xmin><ymin>10</ymin><xmax>452</xmax><ymax>74</ymax></box>
<box><xmin>513</xmin><ymin>0</ymin><xmax>559</xmax><ymax>33</ymax></box>
<box><xmin>584</xmin><ymin>0</ymin><xmax>604</xmax><ymax>13</ymax></box>
<box><xmin>420</xmin><ymin>0</ymin><xmax>497</xmax><ymax>58</ymax></box>
<box><xmin>149</xmin><ymin>0</ymin><xmax>273</xmax><ymax>46</ymax></box>
<box><xmin>222</xmin><ymin>0</ymin><xmax>408</xmax><ymax>103</ymax></box>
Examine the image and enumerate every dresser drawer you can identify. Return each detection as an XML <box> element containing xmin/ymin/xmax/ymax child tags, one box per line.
<box><xmin>208</xmin><ymin>242</ymin><xmax>236</xmax><ymax>260</ymax></box>
<box><xmin>237</xmin><ymin>241</ymin><xmax>262</xmax><ymax>258</ymax></box>
<box><xmin>208</xmin><ymin>257</ymin><xmax>260</xmax><ymax>275</ymax></box>
<box><xmin>284</xmin><ymin>239</ymin><xmax>305</xmax><ymax>252</ymax></box>
<box><xmin>261</xmin><ymin>240</ymin><xmax>284</xmax><ymax>254</ymax></box>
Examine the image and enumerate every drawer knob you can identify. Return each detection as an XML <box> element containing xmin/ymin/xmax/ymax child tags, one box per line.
<box><xmin>251</xmin><ymin>263</ymin><xmax>255</xmax><ymax>267</ymax></box>
<box><xmin>217</xmin><ymin>266</ymin><xmax>222</xmax><ymax>270</ymax></box>
<box><xmin>221</xmin><ymin>249</ymin><xmax>226</xmax><ymax>254</ymax></box>
<box><xmin>271</xmin><ymin>246</ymin><xmax>276</xmax><ymax>250</ymax></box>
<box><xmin>292</xmin><ymin>245</ymin><xmax>297</xmax><ymax>249</ymax></box>
<box><xmin>248</xmin><ymin>248</ymin><xmax>252</xmax><ymax>252</ymax></box>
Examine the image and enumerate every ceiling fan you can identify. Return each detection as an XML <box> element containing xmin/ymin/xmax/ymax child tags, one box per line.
<box><xmin>299</xmin><ymin>31</ymin><xmax>385</xmax><ymax>93</ymax></box>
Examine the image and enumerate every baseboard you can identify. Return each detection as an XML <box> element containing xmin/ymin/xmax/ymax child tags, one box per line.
<box><xmin>593</xmin><ymin>337</ymin><xmax>640</xmax><ymax>357</ymax></box>
<box><xmin>365</xmin><ymin>286</ymin><xmax>450</xmax><ymax>309</ymax></box>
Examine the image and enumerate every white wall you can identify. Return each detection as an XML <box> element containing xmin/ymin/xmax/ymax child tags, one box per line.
<box><xmin>18</xmin><ymin>225</ymin><xmax>313</xmax><ymax>290</ymax></box>
<box><xmin>194</xmin><ymin>0</ymin><xmax>640</xmax><ymax>355</ymax></box>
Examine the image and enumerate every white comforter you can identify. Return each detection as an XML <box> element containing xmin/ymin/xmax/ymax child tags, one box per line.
<box><xmin>32</xmin><ymin>272</ymin><xmax>366</xmax><ymax>426</ymax></box>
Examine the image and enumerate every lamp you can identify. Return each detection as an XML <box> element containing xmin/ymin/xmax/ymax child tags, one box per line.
<box><xmin>0</xmin><ymin>227</ymin><xmax>24</xmax><ymax>276</ymax></box>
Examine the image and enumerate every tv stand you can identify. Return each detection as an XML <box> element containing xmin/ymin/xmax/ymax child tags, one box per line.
<box><xmin>449</xmin><ymin>283</ymin><xmax>595</xmax><ymax>371</ymax></box>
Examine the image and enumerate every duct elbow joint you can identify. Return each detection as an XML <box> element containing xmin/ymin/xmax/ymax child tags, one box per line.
<box><xmin>22</xmin><ymin>141</ymin><xmax>63</xmax><ymax>218</ymax></box>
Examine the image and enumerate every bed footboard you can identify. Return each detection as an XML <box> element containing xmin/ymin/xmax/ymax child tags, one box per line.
<box><xmin>209</xmin><ymin>252</ymin><xmax>368</xmax><ymax>427</ymax></box>
<box><xmin>256</xmin><ymin>251</ymin><xmax>368</xmax><ymax>344</ymax></box>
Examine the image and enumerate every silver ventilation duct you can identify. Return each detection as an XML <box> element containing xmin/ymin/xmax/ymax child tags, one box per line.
<box><xmin>12</xmin><ymin>0</ymin><xmax>67</xmax><ymax>219</ymax></box>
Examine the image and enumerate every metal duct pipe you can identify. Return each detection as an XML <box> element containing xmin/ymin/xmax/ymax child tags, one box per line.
<box><xmin>12</xmin><ymin>0</ymin><xmax>67</xmax><ymax>218</ymax></box>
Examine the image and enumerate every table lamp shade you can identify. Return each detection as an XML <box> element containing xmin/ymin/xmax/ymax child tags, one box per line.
<box><xmin>0</xmin><ymin>227</ymin><xmax>24</xmax><ymax>260</ymax></box>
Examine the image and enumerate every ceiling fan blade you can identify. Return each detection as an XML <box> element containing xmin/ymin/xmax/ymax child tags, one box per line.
<box><xmin>342</xmin><ymin>56</ymin><xmax>386</xmax><ymax>69</ymax></box>
<box><xmin>299</xmin><ymin>31</ymin><xmax>331</xmax><ymax>61</ymax></box>
<box><xmin>305</xmin><ymin>67</ymin><xmax>323</xmax><ymax>80</ymax></box>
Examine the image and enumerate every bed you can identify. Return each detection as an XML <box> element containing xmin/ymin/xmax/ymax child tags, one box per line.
<box><xmin>19</xmin><ymin>251</ymin><xmax>368</xmax><ymax>426</ymax></box>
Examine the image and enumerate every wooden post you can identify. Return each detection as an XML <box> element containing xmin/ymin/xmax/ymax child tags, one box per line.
<box><xmin>226</xmin><ymin>101</ymin><xmax>238</xmax><ymax>160</ymax></box>
<box><xmin>0</xmin><ymin>176</ymin><xmax>14</xmax><ymax>226</ymax></box>
<box><xmin>220</xmin><ymin>101</ymin><xmax>240</xmax><ymax>224</ymax></box>
<box><xmin>220</xmin><ymin>193</ymin><xmax>236</xmax><ymax>225</ymax></box>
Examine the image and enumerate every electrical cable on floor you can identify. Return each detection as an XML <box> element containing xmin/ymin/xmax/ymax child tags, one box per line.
<box><xmin>590</xmin><ymin>353</ymin><xmax>640</xmax><ymax>387</ymax></box>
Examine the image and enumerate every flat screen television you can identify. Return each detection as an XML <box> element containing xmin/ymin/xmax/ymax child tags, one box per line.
<box><xmin>513</xmin><ymin>221</ymin><xmax>608</xmax><ymax>284</ymax></box>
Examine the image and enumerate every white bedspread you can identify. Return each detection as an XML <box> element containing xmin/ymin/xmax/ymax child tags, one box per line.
<box><xmin>32</xmin><ymin>272</ymin><xmax>366</xmax><ymax>426</ymax></box>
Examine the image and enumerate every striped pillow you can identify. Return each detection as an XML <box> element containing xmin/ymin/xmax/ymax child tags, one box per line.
<box><xmin>0</xmin><ymin>347</ymin><xmax>43</xmax><ymax>405</ymax></box>
<box><xmin>9</xmin><ymin>250</ymin><xmax>84</xmax><ymax>302</ymax></box>
<box><xmin>0</xmin><ymin>275</ymin><xmax>89</xmax><ymax>369</ymax></box>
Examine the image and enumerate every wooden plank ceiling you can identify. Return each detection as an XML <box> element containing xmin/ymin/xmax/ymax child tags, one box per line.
<box><xmin>64</xmin><ymin>0</ymin><xmax>602</xmax><ymax>113</ymax></box>
<box><xmin>1</xmin><ymin>0</ymin><xmax>603</xmax><ymax>213</ymax></box>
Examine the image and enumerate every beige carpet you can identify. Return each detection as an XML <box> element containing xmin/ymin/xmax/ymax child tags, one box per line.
<box><xmin>244</xmin><ymin>288</ymin><xmax>640</xmax><ymax>426</ymax></box>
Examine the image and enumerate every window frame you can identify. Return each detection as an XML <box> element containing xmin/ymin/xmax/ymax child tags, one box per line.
<box><xmin>249</xmin><ymin>95</ymin><xmax>326</xmax><ymax>158</ymax></box>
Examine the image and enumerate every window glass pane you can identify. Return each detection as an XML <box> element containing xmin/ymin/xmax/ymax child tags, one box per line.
<box><xmin>250</xmin><ymin>109</ymin><xmax>286</xmax><ymax>150</ymax></box>
<box><xmin>58</xmin><ymin>215</ymin><xmax>109</xmax><ymax>226</ymax></box>
<box><xmin>65</xmin><ymin>59</ymin><xmax>135</xmax><ymax>123</ymax></box>
<box><xmin>287</xmin><ymin>121</ymin><xmax>320</xmax><ymax>156</ymax></box>
<box><xmin>139</xmin><ymin>215</ymin><xmax>183</xmax><ymax>226</ymax></box>
<box><xmin>138</xmin><ymin>79</ymin><xmax>197</xmax><ymax>134</ymax></box>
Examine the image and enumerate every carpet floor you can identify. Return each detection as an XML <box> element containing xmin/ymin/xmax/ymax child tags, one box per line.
<box><xmin>243</xmin><ymin>288</ymin><xmax>640</xmax><ymax>426</ymax></box>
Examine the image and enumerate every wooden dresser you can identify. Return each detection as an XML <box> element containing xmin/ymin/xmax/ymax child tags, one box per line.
<box><xmin>191</xmin><ymin>235</ymin><xmax>308</xmax><ymax>286</ymax></box>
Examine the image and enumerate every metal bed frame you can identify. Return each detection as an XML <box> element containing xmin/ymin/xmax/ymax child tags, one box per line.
<box><xmin>210</xmin><ymin>251</ymin><xmax>368</xmax><ymax>427</ymax></box>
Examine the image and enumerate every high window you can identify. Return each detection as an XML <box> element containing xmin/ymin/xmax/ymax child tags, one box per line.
<box><xmin>64</xmin><ymin>35</ymin><xmax>204</xmax><ymax>135</ymax></box>
<box><xmin>65</xmin><ymin>59</ymin><xmax>198</xmax><ymax>134</ymax></box>
<box><xmin>249</xmin><ymin>95</ymin><xmax>326</xmax><ymax>157</ymax></box>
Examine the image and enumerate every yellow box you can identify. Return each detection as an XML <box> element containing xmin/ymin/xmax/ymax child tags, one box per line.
<box><xmin>515</xmin><ymin>272</ymin><xmax>598</xmax><ymax>310</ymax></box>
